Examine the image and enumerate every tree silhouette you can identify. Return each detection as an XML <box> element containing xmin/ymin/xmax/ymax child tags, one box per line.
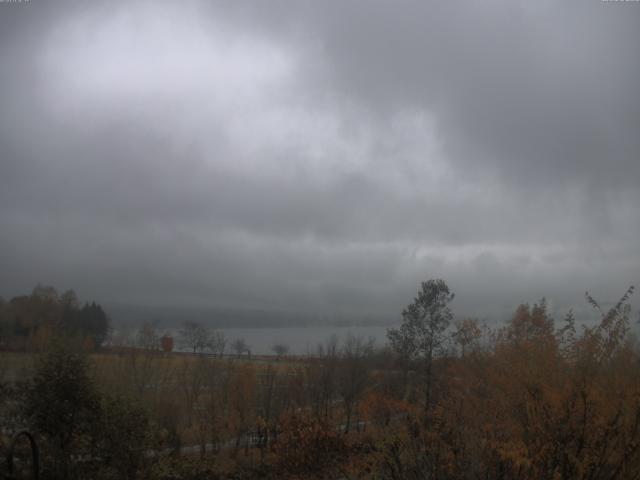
<box><xmin>387</xmin><ymin>279</ymin><xmax>454</xmax><ymax>418</ymax></box>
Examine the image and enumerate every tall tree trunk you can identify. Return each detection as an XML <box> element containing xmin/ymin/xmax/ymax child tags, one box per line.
<box><xmin>424</xmin><ymin>351</ymin><xmax>433</xmax><ymax>423</ymax></box>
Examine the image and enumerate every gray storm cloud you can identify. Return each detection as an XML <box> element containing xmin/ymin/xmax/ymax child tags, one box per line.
<box><xmin>0</xmin><ymin>0</ymin><xmax>638</xmax><ymax>323</ymax></box>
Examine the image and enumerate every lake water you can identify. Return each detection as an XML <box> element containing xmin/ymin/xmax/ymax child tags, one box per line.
<box><xmin>204</xmin><ymin>325</ymin><xmax>395</xmax><ymax>355</ymax></box>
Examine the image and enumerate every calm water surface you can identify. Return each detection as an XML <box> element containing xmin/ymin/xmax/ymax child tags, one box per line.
<box><xmin>204</xmin><ymin>325</ymin><xmax>395</xmax><ymax>355</ymax></box>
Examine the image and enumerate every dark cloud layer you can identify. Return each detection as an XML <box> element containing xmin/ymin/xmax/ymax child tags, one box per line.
<box><xmin>1</xmin><ymin>0</ymin><xmax>639</xmax><ymax>323</ymax></box>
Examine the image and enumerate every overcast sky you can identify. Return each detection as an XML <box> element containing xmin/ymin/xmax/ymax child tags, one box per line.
<box><xmin>1</xmin><ymin>0</ymin><xmax>639</xmax><ymax>323</ymax></box>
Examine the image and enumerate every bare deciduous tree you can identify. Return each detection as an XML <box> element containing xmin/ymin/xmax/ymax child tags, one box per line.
<box><xmin>338</xmin><ymin>334</ymin><xmax>374</xmax><ymax>433</ymax></box>
<box><xmin>452</xmin><ymin>318</ymin><xmax>482</xmax><ymax>357</ymax></box>
<box><xmin>232</xmin><ymin>338</ymin><xmax>249</xmax><ymax>358</ymax></box>
<box><xmin>179</xmin><ymin>320</ymin><xmax>211</xmax><ymax>353</ymax></box>
<box><xmin>271</xmin><ymin>343</ymin><xmax>289</xmax><ymax>360</ymax></box>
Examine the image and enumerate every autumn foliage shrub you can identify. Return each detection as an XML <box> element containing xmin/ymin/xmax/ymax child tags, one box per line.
<box><xmin>375</xmin><ymin>288</ymin><xmax>640</xmax><ymax>480</ymax></box>
<box><xmin>270</xmin><ymin>413</ymin><xmax>349</xmax><ymax>478</ymax></box>
<box><xmin>359</xmin><ymin>390</ymin><xmax>411</xmax><ymax>428</ymax></box>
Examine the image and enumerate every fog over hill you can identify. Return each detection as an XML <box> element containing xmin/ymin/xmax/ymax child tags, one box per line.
<box><xmin>104</xmin><ymin>302</ymin><xmax>392</xmax><ymax>329</ymax></box>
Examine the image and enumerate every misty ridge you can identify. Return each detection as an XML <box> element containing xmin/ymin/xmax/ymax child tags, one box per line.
<box><xmin>1</xmin><ymin>0</ymin><xmax>640</xmax><ymax>479</ymax></box>
<box><xmin>105</xmin><ymin>303</ymin><xmax>391</xmax><ymax>329</ymax></box>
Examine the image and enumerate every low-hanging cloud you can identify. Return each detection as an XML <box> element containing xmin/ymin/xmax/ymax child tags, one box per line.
<box><xmin>0</xmin><ymin>0</ymin><xmax>638</xmax><ymax>323</ymax></box>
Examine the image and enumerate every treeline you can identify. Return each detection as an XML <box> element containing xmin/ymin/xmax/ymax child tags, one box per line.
<box><xmin>2</xmin><ymin>280</ymin><xmax>640</xmax><ymax>479</ymax></box>
<box><xmin>0</xmin><ymin>285</ymin><xmax>110</xmax><ymax>351</ymax></box>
